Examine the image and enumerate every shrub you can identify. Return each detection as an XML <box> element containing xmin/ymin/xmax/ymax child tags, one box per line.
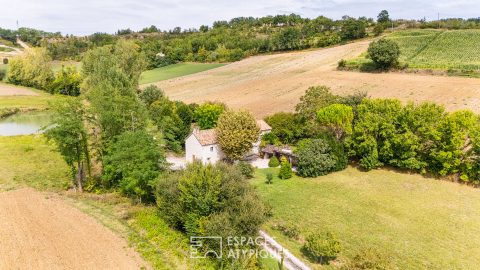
<box><xmin>265</xmin><ymin>172</ymin><xmax>273</xmax><ymax>184</ymax></box>
<box><xmin>272</xmin><ymin>222</ymin><xmax>300</xmax><ymax>239</ymax></box>
<box><xmin>48</xmin><ymin>66</ymin><xmax>82</xmax><ymax>96</ymax></box>
<box><xmin>156</xmin><ymin>162</ymin><xmax>269</xmax><ymax>266</ymax></box>
<box><xmin>103</xmin><ymin>130</ymin><xmax>166</xmax><ymax>202</ymax></box>
<box><xmin>367</xmin><ymin>39</ymin><xmax>400</xmax><ymax>69</ymax></box>
<box><xmin>264</xmin><ymin>112</ymin><xmax>305</xmax><ymax>144</ymax></box>
<box><xmin>194</xmin><ymin>102</ymin><xmax>225</xmax><ymax>129</ymax></box>
<box><xmin>268</xmin><ymin>156</ymin><xmax>280</xmax><ymax>167</ymax></box>
<box><xmin>341</xmin><ymin>248</ymin><xmax>393</xmax><ymax>270</ymax></box>
<box><xmin>236</xmin><ymin>161</ymin><xmax>255</xmax><ymax>179</ymax></box>
<box><xmin>373</xmin><ymin>24</ymin><xmax>385</xmax><ymax>37</ymax></box>
<box><xmin>296</xmin><ymin>137</ymin><xmax>347</xmax><ymax>177</ymax></box>
<box><xmin>139</xmin><ymin>85</ymin><xmax>164</xmax><ymax>107</ymax></box>
<box><xmin>338</xmin><ymin>59</ymin><xmax>347</xmax><ymax>69</ymax></box>
<box><xmin>6</xmin><ymin>48</ymin><xmax>54</xmax><ymax>90</ymax></box>
<box><xmin>278</xmin><ymin>156</ymin><xmax>293</xmax><ymax>179</ymax></box>
<box><xmin>303</xmin><ymin>232</ymin><xmax>341</xmax><ymax>264</ymax></box>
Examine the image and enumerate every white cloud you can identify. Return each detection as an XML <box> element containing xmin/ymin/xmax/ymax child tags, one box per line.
<box><xmin>1</xmin><ymin>0</ymin><xmax>479</xmax><ymax>35</ymax></box>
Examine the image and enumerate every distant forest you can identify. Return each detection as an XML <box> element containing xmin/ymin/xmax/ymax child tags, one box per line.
<box><xmin>1</xmin><ymin>14</ymin><xmax>480</xmax><ymax>68</ymax></box>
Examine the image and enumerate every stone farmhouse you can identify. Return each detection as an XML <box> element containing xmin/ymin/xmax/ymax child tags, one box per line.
<box><xmin>185</xmin><ymin>120</ymin><xmax>272</xmax><ymax>164</ymax></box>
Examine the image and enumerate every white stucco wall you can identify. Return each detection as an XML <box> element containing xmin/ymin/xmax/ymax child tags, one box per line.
<box><xmin>185</xmin><ymin>134</ymin><xmax>224</xmax><ymax>164</ymax></box>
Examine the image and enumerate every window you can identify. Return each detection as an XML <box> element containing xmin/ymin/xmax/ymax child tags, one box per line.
<box><xmin>210</xmin><ymin>146</ymin><xmax>214</xmax><ymax>152</ymax></box>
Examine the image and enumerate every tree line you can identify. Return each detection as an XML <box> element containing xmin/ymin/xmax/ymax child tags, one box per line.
<box><xmin>262</xmin><ymin>86</ymin><xmax>480</xmax><ymax>184</ymax></box>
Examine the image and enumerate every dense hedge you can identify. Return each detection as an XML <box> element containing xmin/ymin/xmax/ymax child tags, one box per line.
<box><xmin>346</xmin><ymin>99</ymin><xmax>480</xmax><ymax>183</ymax></box>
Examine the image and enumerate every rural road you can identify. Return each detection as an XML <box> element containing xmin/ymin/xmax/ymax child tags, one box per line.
<box><xmin>155</xmin><ymin>40</ymin><xmax>480</xmax><ymax>118</ymax></box>
<box><xmin>0</xmin><ymin>188</ymin><xmax>148</xmax><ymax>270</ymax></box>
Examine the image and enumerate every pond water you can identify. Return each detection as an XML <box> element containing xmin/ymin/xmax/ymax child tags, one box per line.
<box><xmin>0</xmin><ymin>111</ymin><xmax>52</xmax><ymax>136</ymax></box>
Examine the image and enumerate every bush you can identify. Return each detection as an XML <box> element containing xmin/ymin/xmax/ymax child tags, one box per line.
<box><xmin>272</xmin><ymin>222</ymin><xmax>300</xmax><ymax>239</ymax></box>
<box><xmin>296</xmin><ymin>137</ymin><xmax>347</xmax><ymax>177</ymax></box>
<box><xmin>278</xmin><ymin>156</ymin><xmax>293</xmax><ymax>179</ymax></box>
<box><xmin>7</xmin><ymin>48</ymin><xmax>54</xmax><ymax>90</ymax></box>
<box><xmin>367</xmin><ymin>39</ymin><xmax>400</xmax><ymax>69</ymax></box>
<box><xmin>303</xmin><ymin>232</ymin><xmax>341</xmax><ymax>264</ymax></box>
<box><xmin>48</xmin><ymin>66</ymin><xmax>82</xmax><ymax>96</ymax></box>
<box><xmin>102</xmin><ymin>130</ymin><xmax>166</xmax><ymax>202</ymax></box>
<box><xmin>264</xmin><ymin>112</ymin><xmax>305</xmax><ymax>144</ymax></box>
<box><xmin>156</xmin><ymin>162</ymin><xmax>269</xmax><ymax>266</ymax></box>
<box><xmin>341</xmin><ymin>248</ymin><xmax>393</xmax><ymax>270</ymax></box>
<box><xmin>265</xmin><ymin>172</ymin><xmax>273</xmax><ymax>184</ymax></box>
<box><xmin>268</xmin><ymin>156</ymin><xmax>280</xmax><ymax>167</ymax></box>
<box><xmin>236</xmin><ymin>161</ymin><xmax>254</xmax><ymax>179</ymax></box>
<box><xmin>194</xmin><ymin>102</ymin><xmax>225</xmax><ymax>129</ymax></box>
<box><xmin>338</xmin><ymin>59</ymin><xmax>347</xmax><ymax>69</ymax></box>
<box><xmin>139</xmin><ymin>85</ymin><xmax>164</xmax><ymax>107</ymax></box>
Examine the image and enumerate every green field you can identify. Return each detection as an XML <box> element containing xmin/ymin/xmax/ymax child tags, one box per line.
<box><xmin>346</xmin><ymin>29</ymin><xmax>480</xmax><ymax>74</ymax></box>
<box><xmin>252</xmin><ymin>167</ymin><xmax>480</xmax><ymax>269</ymax></box>
<box><xmin>140</xmin><ymin>63</ymin><xmax>225</xmax><ymax>84</ymax></box>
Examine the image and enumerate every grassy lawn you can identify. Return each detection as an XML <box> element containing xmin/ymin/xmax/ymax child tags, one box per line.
<box><xmin>345</xmin><ymin>29</ymin><xmax>480</xmax><ymax>75</ymax></box>
<box><xmin>140</xmin><ymin>63</ymin><xmax>225</xmax><ymax>84</ymax></box>
<box><xmin>0</xmin><ymin>135</ymin><xmax>216</xmax><ymax>269</ymax></box>
<box><xmin>252</xmin><ymin>167</ymin><xmax>480</xmax><ymax>269</ymax></box>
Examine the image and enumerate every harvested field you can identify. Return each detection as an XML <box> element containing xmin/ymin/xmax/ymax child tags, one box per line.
<box><xmin>0</xmin><ymin>188</ymin><xmax>149</xmax><ymax>270</ymax></box>
<box><xmin>0</xmin><ymin>83</ymin><xmax>39</xmax><ymax>96</ymax></box>
<box><xmin>153</xmin><ymin>40</ymin><xmax>480</xmax><ymax>118</ymax></box>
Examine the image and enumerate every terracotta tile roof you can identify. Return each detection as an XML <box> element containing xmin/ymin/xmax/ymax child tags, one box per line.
<box><xmin>257</xmin><ymin>120</ymin><xmax>272</xmax><ymax>131</ymax></box>
<box><xmin>193</xmin><ymin>128</ymin><xmax>218</xmax><ymax>146</ymax></box>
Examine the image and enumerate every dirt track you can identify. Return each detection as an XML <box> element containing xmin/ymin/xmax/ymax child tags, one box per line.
<box><xmin>0</xmin><ymin>83</ymin><xmax>39</xmax><ymax>96</ymax></box>
<box><xmin>0</xmin><ymin>188</ymin><xmax>148</xmax><ymax>270</ymax></box>
<box><xmin>154</xmin><ymin>40</ymin><xmax>480</xmax><ymax>118</ymax></box>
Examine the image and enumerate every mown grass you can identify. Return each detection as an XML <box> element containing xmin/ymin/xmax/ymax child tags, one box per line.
<box><xmin>344</xmin><ymin>29</ymin><xmax>480</xmax><ymax>76</ymax></box>
<box><xmin>140</xmin><ymin>63</ymin><xmax>225</xmax><ymax>84</ymax></box>
<box><xmin>0</xmin><ymin>135</ymin><xmax>217</xmax><ymax>269</ymax></box>
<box><xmin>252</xmin><ymin>167</ymin><xmax>480</xmax><ymax>269</ymax></box>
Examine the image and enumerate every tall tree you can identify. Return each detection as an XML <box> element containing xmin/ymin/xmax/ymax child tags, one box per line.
<box><xmin>317</xmin><ymin>104</ymin><xmax>354</xmax><ymax>141</ymax></box>
<box><xmin>82</xmin><ymin>40</ymin><xmax>147</xmax><ymax>145</ymax></box>
<box><xmin>44</xmin><ymin>98</ymin><xmax>90</xmax><ymax>192</ymax></box>
<box><xmin>377</xmin><ymin>10</ymin><xmax>391</xmax><ymax>24</ymax></box>
<box><xmin>216</xmin><ymin>110</ymin><xmax>260</xmax><ymax>161</ymax></box>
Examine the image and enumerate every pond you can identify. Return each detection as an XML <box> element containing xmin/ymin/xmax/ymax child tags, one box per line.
<box><xmin>0</xmin><ymin>111</ymin><xmax>52</xmax><ymax>136</ymax></box>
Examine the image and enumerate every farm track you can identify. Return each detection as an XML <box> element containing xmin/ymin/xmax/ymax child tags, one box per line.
<box><xmin>155</xmin><ymin>40</ymin><xmax>480</xmax><ymax>118</ymax></box>
<box><xmin>0</xmin><ymin>188</ymin><xmax>149</xmax><ymax>270</ymax></box>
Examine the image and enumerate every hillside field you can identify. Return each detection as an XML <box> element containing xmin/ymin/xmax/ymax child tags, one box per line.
<box><xmin>346</xmin><ymin>29</ymin><xmax>480</xmax><ymax>74</ymax></box>
<box><xmin>252</xmin><ymin>167</ymin><xmax>480</xmax><ymax>269</ymax></box>
<box><xmin>140</xmin><ymin>62</ymin><xmax>225</xmax><ymax>84</ymax></box>
<box><xmin>155</xmin><ymin>40</ymin><xmax>480</xmax><ymax>118</ymax></box>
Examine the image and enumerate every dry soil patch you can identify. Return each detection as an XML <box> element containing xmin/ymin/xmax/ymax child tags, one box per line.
<box><xmin>0</xmin><ymin>188</ymin><xmax>148</xmax><ymax>270</ymax></box>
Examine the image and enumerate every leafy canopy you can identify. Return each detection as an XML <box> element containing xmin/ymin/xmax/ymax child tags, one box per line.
<box><xmin>216</xmin><ymin>110</ymin><xmax>260</xmax><ymax>161</ymax></box>
<box><xmin>317</xmin><ymin>104</ymin><xmax>354</xmax><ymax>140</ymax></box>
<box><xmin>194</xmin><ymin>103</ymin><xmax>225</xmax><ymax>129</ymax></box>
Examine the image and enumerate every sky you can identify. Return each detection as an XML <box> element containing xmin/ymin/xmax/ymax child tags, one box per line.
<box><xmin>2</xmin><ymin>0</ymin><xmax>480</xmax><ymax>35</ymax></box>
